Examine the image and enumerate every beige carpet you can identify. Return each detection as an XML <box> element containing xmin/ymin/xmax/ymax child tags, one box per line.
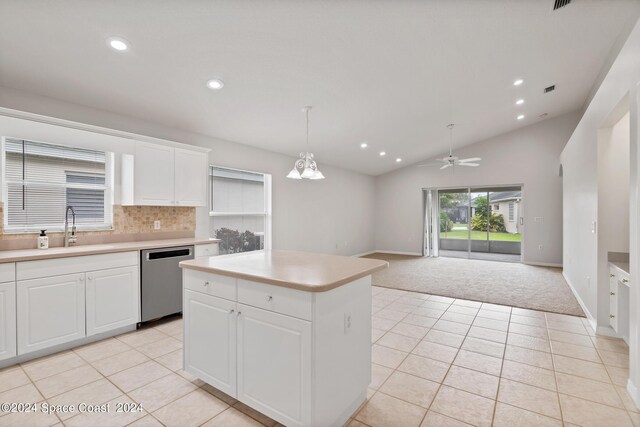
<box><xmin>365</xmin><ymin>253</ymin><xmax>584</xmax><ymax>317</ymax></box>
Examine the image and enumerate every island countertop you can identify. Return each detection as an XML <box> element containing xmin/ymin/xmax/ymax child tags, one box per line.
<box><xmin>179</xmin><ymin>250</ymin><xmax>388</xmax><ymax>292</ymax></box>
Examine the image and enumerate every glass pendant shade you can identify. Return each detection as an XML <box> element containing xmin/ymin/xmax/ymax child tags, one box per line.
<box><xmin>301</xmin><ymin>167</ymin><xmax>316</xmax><ymax>179</ymax></box>
<box><xmin>286</xmin><ymin>168</ymin><xmax>302</xmax><ymax>179</ymax></box>
<box><xmin>310</xmin><ymin>170</ymin><xmax>325</xmax><ymax>180</ymax></box>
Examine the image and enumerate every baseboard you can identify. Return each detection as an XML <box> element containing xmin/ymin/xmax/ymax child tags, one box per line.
<box><xmin>523</xmin><ymin>261</ymin><xmax>563</xmax><ymax>268</ymax></box>
<box><xmin>373</xmin><ymin>250</ymin><xmax>423</xmax><ymax>256</ymax></box>
<box><xmin>562</xmin><ymin>271</ymin><xmax>597</xmax><ymax>331</ymax></box>
<box><xmin>628</xmin><ymin>378</ymin><xmax>640</xmax><ymax>411</ymax></box>
<box><xmin>595</xmin><ymin>325</ymin><xmax>618</xmax><ymax>338</ymax></box>
<box><xmin>352</xmin><ymin>251</ymin><xmax>376</xmax><ymax>258</ymax></box>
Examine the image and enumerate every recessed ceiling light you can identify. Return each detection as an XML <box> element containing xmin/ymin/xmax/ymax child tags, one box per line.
<box><xmin>395</xmin><ymin>158</ymin><xmax>402</xmax><ymax>163</ymax></box>
<box><xmin>360</xmin><ymin>142</ymin><xmax>368</xmax><ymax>149</ymax></box>
<box><xmin>206</xmin><ymin>79</ymin><xmax>224</xmax><ymax>90</ymax></box>
<box><xmin>107</xmin><ymin>37</ymin><xmax>129</xmax><ymax>51</ymax></box>
<box><xmin>517</xmin><ymin>114</ymin><xmax>525</xmax><ymax>120</ymax></box>
<box><xmin>513</xmin><ymin>79</ymin><xmax>523</xmax><ymax>86</ymax></box>
<box><xmin>379</xmin><ymin>151</ymin><xmax>386</xmax><ymax>157</ymax></box>
<box><xmin>516</xmin><ymin>99</ymin><xmax>524</xmax><ymax>105</ymax></box>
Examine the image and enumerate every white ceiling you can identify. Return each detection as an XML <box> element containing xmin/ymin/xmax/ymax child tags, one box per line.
<box><xmin>0</xmin><ymin>0</ymin><xmax>638</xmax><ymax>175</ymax></box>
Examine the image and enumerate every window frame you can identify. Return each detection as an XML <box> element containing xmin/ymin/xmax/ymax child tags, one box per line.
<box><xmin>1</xmin><ymin>136</ymin><xmax>115</xmax><ymax>233</ymax></box>
<box><xmin>508</xmin><ymin>202</ymin><xmax>515</xmax><ymax>222</ymax></box>
<box><xmin>208</xmin><ymin>165</ymin><xmax>272</xmax><ymax>251</ymax></box>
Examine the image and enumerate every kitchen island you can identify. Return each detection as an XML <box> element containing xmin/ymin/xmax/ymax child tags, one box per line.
<box><xmin>179</xmin><ymin>250</ymin><xmax>388</xmax><ymax>427</ymax></box>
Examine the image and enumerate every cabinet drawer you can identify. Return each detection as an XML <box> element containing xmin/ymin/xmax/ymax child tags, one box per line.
<box><xmin>237</xmin><ymin>279</ymin><xmax>312</xmax><ymax>321</ymax></box>
<box><xmin>0</xmin><ymin>263</ymin><xmax>15</xmax><ymax>283</ymax></box>
<box><xmin>195</xmin><ymin>244</ymin><xmax>219</xmax><ymax>258</ymax></box>
<box><xmin>17</xmin><ymin>251</ymin><xmax>139</xmax><ymax>281</ymax></box>
<box><xmin>183</xmin><ymin>269</ymin><xmax>236</xmax><ymax>301</ymax></box>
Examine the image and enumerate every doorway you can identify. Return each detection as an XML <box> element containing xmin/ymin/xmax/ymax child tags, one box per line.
<box><xmin>424</xmin><ymin>186</ymin><xmax>523</xmax><ymax>262</ymax></box>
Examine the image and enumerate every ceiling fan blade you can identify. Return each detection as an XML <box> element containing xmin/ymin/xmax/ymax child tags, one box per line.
<box><xmin>440</xmin><ymin>164</ymin><xmax>452</xmax><ymax>170</ymax></box>
<box><xmin>458</xmin><ymin>157</ymin><xmax>482</xmax><ymax>163</ymax></box>
<box><xmin>417</xmin><ymin>163</ymin><xmax>443</xmax><ymax>167</ymax></box>
<box><xmin>458</xmin><ymin>163</ymin><xmax>479</xmax><ymax>167</ymax></box>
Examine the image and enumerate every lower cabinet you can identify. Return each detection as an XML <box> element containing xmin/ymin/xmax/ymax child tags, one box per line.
<box><xmin>184</xmin><ymin>290</ymin><xmax>237</xmax><ymax>396</ymax></box>
<box><xmin>17</xmin><ymin>273</ymin><xmax>86</xmax><ymax>354</ymax></box>
<box><xmin>609</xmin><ymin>270</ymin><xmax>618</xmax><ymax>332</ymax></box>
<box><xmin>86</xmin><ymin>266</ymin><xmax>139</xmax><ymax>336</ymax></box>
<box><xmin>0</xmin><ymin>281</ymin><xmax>16</xmax><ymax>361</ymax></box>
<box><xmin>183</xmin><ymin>290</ymin><xmax>312</xmax><ymax>427</ymax></box>
<box><xmin>237</xmin><ymin>304</ymin><xmax>311</xmax><ymax>427</ymax></box>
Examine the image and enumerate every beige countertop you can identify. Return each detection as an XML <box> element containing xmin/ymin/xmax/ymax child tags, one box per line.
<box><xmin>179</xmin><ymin>250</ymin><xmax>388</xmax><ymax>292</ymax></box>
<box><xmin>610</xmin><ymin>261</ymin><xmax>630</xmax><ymax>276</ymax></box>
<box><xmin>0</xmin><ymin>238</ymin><xmax>220</xmax><ymax>263</ymax></box>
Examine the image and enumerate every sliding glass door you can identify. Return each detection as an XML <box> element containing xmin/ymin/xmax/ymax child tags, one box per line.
<box><xmin>426</xmin><ymin>186</ymin><xmax>522</xmax><ymax>262</ymax></box>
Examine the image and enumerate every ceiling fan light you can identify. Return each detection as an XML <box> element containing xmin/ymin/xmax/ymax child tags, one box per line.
<box><xmin>286</xmin><ymin>168</ymin><xmax>302</xmax><ymax>179</ymax></box>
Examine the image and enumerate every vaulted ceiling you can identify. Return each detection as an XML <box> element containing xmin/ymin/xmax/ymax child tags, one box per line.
<box><xmin>0</xmin><ymin>0</ymin><xmax>638</xmax><ymax>175</ymax></box>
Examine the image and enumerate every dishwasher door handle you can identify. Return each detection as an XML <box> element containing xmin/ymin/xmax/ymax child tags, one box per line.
<box><xmin>144</xmin><ymin>247</ymin><xmax>193</xmax><ymax>261</ymax></box>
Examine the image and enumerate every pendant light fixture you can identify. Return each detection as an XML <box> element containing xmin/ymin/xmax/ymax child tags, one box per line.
<box><xmin>286</xmin><ymin>106</ymin><xmax>325</xmax><ymax>180</ymax></box>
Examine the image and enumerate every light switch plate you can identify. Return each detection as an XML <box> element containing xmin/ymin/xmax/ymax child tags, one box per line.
<box><xmin>154</xmin><ymin>220</ymin><xmax>161</xmax><ymax>230</ymax></box>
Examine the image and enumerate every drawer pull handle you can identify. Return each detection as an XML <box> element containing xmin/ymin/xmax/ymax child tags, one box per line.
<box><xmin>265</xmin><ymin>295</ymin><xmax>273</xmax><ymax>302</ymax></box>
<box><xmin>610</xmin><ymin>315</ymin><xmax>615</xmax><ymax>318</ymax></box>
<box><xmin>237</xmin><ymin>311</ymin><xmax>242</xmax><ymax>316</ymax></box>
<box><xmin>610</xmin><ymin>292</ymin><xmax>616</xmax><ymax>296</ymax></box>
<box><xmin>610</xmin><ymin>274</ymin><xmax>615</xmax><ymax>277</ymax></box>
<box><xmin>204</xmin><ymin>281</ymin><xmax>210</xmax><ymax>286</ymax></box>
<box><xmin>229</xmin><ymin>309</ymin><xmax>235</xmax><ymax>314</ymax></box>
<box><xmin>622</xmin><ymin>278</ymin><xmax>629</xmax><ymax>283</ymax></box>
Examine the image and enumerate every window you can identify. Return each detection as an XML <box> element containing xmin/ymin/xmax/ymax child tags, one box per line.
<box><xmin>508</xmin><ymin>202</ymin><xmax>515</xmax><ymax>222</ymax></box>
<box><xmin>209</xmin><ymin>166</ymin><xmax>271</xmax><ymax>255</ymax></box>
<box><xmin>3</xmin><ymin>138</ymin><xmax>113</xmax><ymax>232</ymax></box>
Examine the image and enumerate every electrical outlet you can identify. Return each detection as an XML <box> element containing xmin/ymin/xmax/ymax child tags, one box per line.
<box><xmin>344</xmin><ymin>313</ymin><xmax>352</xmax><ymax>334</ymax></box>
<box><xmin>154</xmin><ymin>220</ymin><xmax>161</xmax><ymax>230</ymax></box>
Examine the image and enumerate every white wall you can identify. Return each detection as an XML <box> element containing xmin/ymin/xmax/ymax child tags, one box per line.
<box><xmin>561</xmin><ymin>18</ymin><xmax>640</xmax><ymax>408</ymax></box>
<box><xmin>374</xmin><ymin>111</ymin><xmax>580</xmax><ymax>265</ymax></box>
<box><xmin>0</xmin><ymin>87</ymin><xmax>376</xmax><ymax>256</ymax></box>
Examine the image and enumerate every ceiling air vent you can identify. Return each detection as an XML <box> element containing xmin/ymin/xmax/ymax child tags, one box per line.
<box><xmin>544</xmin><ymin>85</ymin><xmax>556</xmax><ymax>93</ymax></box>
<box><xmin>553</xmin><ymin>0</ymin><xmax>571</xmax><ymax>10</ymax></box>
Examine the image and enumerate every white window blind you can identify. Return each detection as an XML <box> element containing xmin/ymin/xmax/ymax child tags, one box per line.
<box><xmin>210</xmin><ymin>166</ymin><xmax>269</xmax><ymax>254</ymax></box>
<box><xmin>3</xmin><ymin>138</ymin><xmax>112</xmax><ymax>232</ymax></box>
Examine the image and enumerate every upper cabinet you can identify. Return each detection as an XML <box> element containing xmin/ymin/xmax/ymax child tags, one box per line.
<box><xmin>122</xmin><ymin>141</ymin><xmax>209</xmax><ymax>207</ymax></box>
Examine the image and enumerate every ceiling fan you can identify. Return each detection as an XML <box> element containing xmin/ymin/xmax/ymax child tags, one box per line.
<box><xmin>419</xmin><ymin>124</ymin><xmax>481</xmax><ymax>169</ymax></box>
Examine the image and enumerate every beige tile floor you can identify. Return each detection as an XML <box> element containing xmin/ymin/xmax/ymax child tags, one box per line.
<box><xmin>0</xmin><ymin>285</ymin><xmax>637</xmax><ymax>426</ymax></box>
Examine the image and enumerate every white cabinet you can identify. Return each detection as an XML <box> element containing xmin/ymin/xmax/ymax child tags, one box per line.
<box><xmin>184</xmin><ymin>290</ymin><xmax>237</xmax><ymax>396</ymax></box>
<box><xmin>237</xmin><ymin>304</ymin><xmax>311</xmax><ymax>427</ymax></box>
<box><xmin>131</xmin><ymin>142</ymin><xmax>175</xmax><ymax>205</ymax></box>
<box><xmin>194</xmin><ymin>243</ymin><xmax>219</xmax><ymax>258</ymax></box>
<box><xmin>174</xmin><ymin>148</ymin><xmax>208</xmax><ymax>206</ymax></box>
<box><xmin>86</xmin><ymin>266</ymin><xmax>139</xmax><ymax>336</ymax></box>
<box><xmin>0</xmin><ymin>281</ymin><xmax>16</xmax><ymax>361</ymax></box>
<box><xmin>122</xmin><ymin>141</ymin><xmax>208</xmax><ymax>207</ymax></box>
<box><xmin>183</xmin><ymin>271</ymin><xmax>370</xmax><ymax>427</ymax></box>
<box><xmin>17</xmin><ymin>273</ymin><xmax>85</xmax><ymax>354</ymax></box>
<box><xmin>609</xmin><ymin>270</ymin><xmax>618</xmax><ymax>332</ymax></box>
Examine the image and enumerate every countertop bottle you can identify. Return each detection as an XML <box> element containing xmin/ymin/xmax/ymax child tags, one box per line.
<box><xmin>38</xmin><ymin>229</ymin><xmax>49</xmax><ymax>249</ymax></box>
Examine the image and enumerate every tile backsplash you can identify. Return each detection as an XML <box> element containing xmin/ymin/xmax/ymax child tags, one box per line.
<box><xmin>0</xmin><ymin>204</ymin><xmax>196</xmax><ymax>250</ymax></box>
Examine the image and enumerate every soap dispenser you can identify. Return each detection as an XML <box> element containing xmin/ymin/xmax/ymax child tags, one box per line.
<box><xmin>38</xmin><ymin>229</ymin><xmax>49</xmax><ymax>249</ymax></box>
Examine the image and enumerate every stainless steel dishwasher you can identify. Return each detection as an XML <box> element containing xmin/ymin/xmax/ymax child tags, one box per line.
<box><xmin>140</xmin><ymin>245</ymin><xmax>194</xmax><ymax>322</ymax></box>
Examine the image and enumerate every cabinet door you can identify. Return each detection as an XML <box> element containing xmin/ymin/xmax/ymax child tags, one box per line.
<box><xmin>17</xmin><ymin>273</ymin><xmax>85</xmax><ymax>354</ymax></box>
<box><xmin>237</xmin><ymin>304</ymin><xmax>311</xmax><ymax>427</ymax></box>
<box><xmin>609</xmin><ymin>270</ymin><xmax>618</xmax><ymax>332</ymax></box>
<box><xmin>86</xmin><ymin>266</ymin><xmax>139</xmax><ymax>336</ymax></box>
<box><xmin>184</xmin><ymin>290</ymin><xmax>236</xmax><ymax>396</ymax></box>
<box><xmin>134</xmin><ymin>142</ymin><xmax>175</xmax><ymax>205</ymax></box>
<box><xmin>174</xmin><ymin>148</ymin><xmax>208</xmax><ymax>207</ymax></box>
<box><xmin>0</xmin><ymin>281</ymin><xmax>16</xmax><ymax>361</ymax></box>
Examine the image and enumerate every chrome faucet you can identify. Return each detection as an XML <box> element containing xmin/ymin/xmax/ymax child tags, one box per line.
<box><xmin>64</xmin><ymin>205</ymin><xmax>77</xmax><ymax>247</ymax></box>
